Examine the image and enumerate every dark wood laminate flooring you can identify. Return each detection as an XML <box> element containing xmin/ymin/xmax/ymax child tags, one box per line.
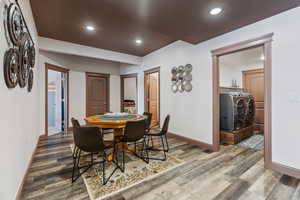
<box><xmin>21</xmin><ymin>133</ymin><xmax>300</xmax><ymax>200</ymax></box>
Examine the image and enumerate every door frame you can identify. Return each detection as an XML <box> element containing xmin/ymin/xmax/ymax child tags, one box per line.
<box><xmin>85</xmin><ymin>72</ymin><xmax>110</xmax><ymax>117</ymax></box>
<box><xmin>144</xmin><ymin>67</ymin><xmax>160</xmax><ymax>126</ymax></box>
<box><xmin>211</xmin><ymin>33</ymin><xmax>273</xmax><ymax>168</ymax></box>
<box><xmin>45</xmin><ymin>63</ymin><xmax>70</xmax><ymax>137</ymax></box>
<box><xmin>120</xmin><ymin>73</ymin><xmax>138</xmax><ymax>112</ymax></box>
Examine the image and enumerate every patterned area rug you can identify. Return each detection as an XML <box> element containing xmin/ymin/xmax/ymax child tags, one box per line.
<box><xmin>71</xmin><ymin>145</ymin><xmax>184</xmax><ymax>200</ymax></box>
<box><xmin>237</xmin><ymin>135</ymin><xmax>264</xmax><ymax>150</ymax></box>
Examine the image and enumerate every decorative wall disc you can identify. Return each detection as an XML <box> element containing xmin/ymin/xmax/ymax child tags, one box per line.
<box><xmin>7</xmin><ymin>3</ymin><xmax>24</xmax><ymax>46</ymax></box>
<box><xmin>4</xmin><ymin>48</ymin><xmax>19</xmax><ymax>88</ymax></box>
<box><xmin>18</xmin><ymin>32</ymin><xmax>31</xmax><ymax>88</ymax></box>
<box><xmin>185</xmin><ymin>64</ymin><xmax>193</xmax><ymax>72</ymax></box>
<box><xmin>184</xmin><ymin>73</ymin><xmax>192</xmax><ymax>81</ymax></box>
<box><xmin>171</xmin><ymin>67</ymin><xmax>177</xmax><ymax>74</ymax></box>
<box><xmin>27</xmin><ymin>69</ymin><xmax>33</xmax><ymax>92</ymax></box>
<box><xmin>171</xmin><ymin>83</ymin><xmax>178</xmax><ymax>93</ymax></box>
<box><xmin>28</xmin><ymin>43</ymin><xmax>35</xmax><ymax>68</ymax></box>
<box><xmin>184</xmin><ymin>82</ymin><xmax>193</xmax><ymax>92</ymax></box>
<box><xmin>3</xmin><ymin>2</ymin><xmax>35</xmax><ymax>92</ymax></box>
<box><xmin>178</xmin><ymin>65</ymin><xmax>184</xmax><ymax>73</ymax></box>
<box><xmin>178</xmin><ymin>84</ymin><xmax>184</xmax><ymax>93</ymax></box>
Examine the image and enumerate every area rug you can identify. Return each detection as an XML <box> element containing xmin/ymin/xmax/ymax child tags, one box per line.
<box><xmin>237</xmin><ymin>135</ymin><xmax>264</xmax><ymax>150</ymax></box>
<box><xmin>70</xmin><ymin>145</ymin><xmax>184</xmax><ymax>200</ymax></box>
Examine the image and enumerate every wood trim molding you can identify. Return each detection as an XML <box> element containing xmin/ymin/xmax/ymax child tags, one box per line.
<box><xmin>212</xmin><ymin>33</ymin><xmax>274</xmax><ymax>56</ymax></box>
<box><xmin>272</xmin><ymin>162</ymin><xmax>300</xmax><ymax>179</ymax></box>
<box><xmin>144</xmin><ymin>67</ymin><xmax>161</xmax><ymax>126</ymax></box>
<box><xmin>46</xmin><ymin>63</ymin><xmax>70</xmax><ymax>73</ymax></box>
<box><xmin>168</xmin><ymin>132</ymin><xmax>214</xmax><ymax>151</ymax></box>
<box><xmin>144</xmin><ymin>66</ymin><xmax>160</xmax><ymax>74</ymax></box>
<box><xmin>45</xmin><ymin>63</ymin><xmax>70</xmax><ymax>137</ymax></box>
<box><xmin>85</xmin><ymin>72</ymin><xmax>110</xmax><ymax>116</ymax></box>
<box><xmin>85</xmin><ymin>72</ymin><xmax>110</xmax><ymax>78</ymax></box>
<box><xmin>211</xmin><ymin>33</ymin><xmax>273</xmax><ymax>169</ymax></box>
<box><xmin>120</xmin><ymin>73</ymin><xmax>138</xmax><ymax>112</ymax></box>
<box><xmin>15</xmin><ymin>136</ymin><xmax>41</xmax><ymax>200</ymax></box>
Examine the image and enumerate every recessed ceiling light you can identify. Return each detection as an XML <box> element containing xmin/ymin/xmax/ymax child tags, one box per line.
<box><xmin>210</xmin><ymin>7</ymin><xmax>222</xmax><ymax>15</ymax></box>
<box><xmin>260</xmin><ymin>55</ymin><xmax>265</xmax><ymax>61</ymax></box>
<box><xmin>135</xmin><ymin>39</ymin><xmax>142</xmax><ymax>45</ymax></box>
<box><xmin>86</xmin><ymin>25</ymin><xmax>95</xmax><ymax>31</ymax></box>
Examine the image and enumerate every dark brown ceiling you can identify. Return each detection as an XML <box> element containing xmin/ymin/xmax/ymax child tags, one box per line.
<box><xmin>30</xmin><ymin>0</ymin><xmax>300</xmax><ymax>57</ymax></box>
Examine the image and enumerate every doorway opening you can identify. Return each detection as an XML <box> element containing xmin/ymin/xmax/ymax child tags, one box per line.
<box><xmin>219</xmin><ymin>46</ymin><xmax>265</xmax><ymax>151</ymax></box>
<box><xmin>212</xmin><ymin>33</ymin><xmax>273</xmax><ymax>168</ymax></box>
<box><xmin>144</xmin><ymin>67</ymin><xmax>160</xmax><ymax>127</ymax></box>
<box><xmin>121</xmin><ymin>74</ymin><xmax>138</xmax><ymax>114</ymax></box>
<box><xmin>86</xmin><ymin>72</ymin><xmax>110</xmax><ymax>117</ymax></box>
<box><xmin>45</xmin><ymin>64</ymin><xmax>69</xmax><ymax>136</ymax></box>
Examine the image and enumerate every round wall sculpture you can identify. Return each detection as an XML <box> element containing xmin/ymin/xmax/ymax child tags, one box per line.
<box><xmin>171</xmin><ymin>64</ymin><xmax>193</xmax><ymax>93</ymax></box>
<box><xmin>3</xmin><ymin>2</ymin><xmax>35</xmax><ymax>92</ymax></box>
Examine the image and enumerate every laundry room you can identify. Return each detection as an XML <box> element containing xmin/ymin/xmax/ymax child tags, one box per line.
<box><xmin>219</xmin><ymin>46</ymin><xmax>265</xmax><ymax>150</ymax></box>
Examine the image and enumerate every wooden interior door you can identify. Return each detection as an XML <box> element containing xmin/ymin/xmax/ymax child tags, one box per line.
<box><xmin>86</xmin><ymin>73</ymin><xmax>109</xmax><ymax>117</ymax></box>
<box><xmin>145</xmin><ymin>68</ymin><xmax>160</xmax><ymax>127</ymax></box>
<box><xmin>243</xmin><ymin>69</ymin><xmax>264</xmax><ymax>133</ymax></box>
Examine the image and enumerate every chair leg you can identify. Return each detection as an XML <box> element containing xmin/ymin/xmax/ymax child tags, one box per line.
<box><xmin>122</xmin><ymin>143</ymin><xmax>125</xmax><ymax>172</ymax></box>
<box><xmin>101</xmin><ymin>150</ymin><xmax>122</xmax><ymax>185</ymax></box>
<box><xmin>164</xmin><ymin>135</ymin><xmax>169</xmax><ymax>152</ymax></box>
<box><xmin>72</xmin><ymin>150</ymin><xmax>82</xmax><ymax>183</ymax></box>
<box><xmin>143</xmin><ymin>138</ymin><xmax>149</xmax><ymax>163</ymax></box>
<box><xmin>71</xmin><ymin>150</ymin><xmax>78</xmax><ymax>182</ymax></box>
<box><xmin>151</xmin><ymin>136</ymin><xmax>154</xmax><ymax>148</ymax></box>
<box><xmin>102</xmin><ymin>151</ymin><xmax>106</xmax><ymax>185</ymax></box>
<box><xmin>160</xmin><ymin>136</ymin><xmax>167</xmax><ymax>161</ymax></box>
<box><xmin>145</xmin><ymin>135</ymin><xmax>167</xmax><ymax>161</ymax></box>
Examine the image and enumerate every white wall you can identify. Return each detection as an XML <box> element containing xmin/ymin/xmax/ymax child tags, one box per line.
<box><xmin>39</xmin><ymin>51</ymin><xmax>121</xmax><ymax>127</ymax></box>
<box><xmin>124</xmin><ymin>77</ymin><xmax>137</xmax><ymax>101</ymax></box>
<box><xmin>0</xmin><ymin>0</ymin><xmax>40</xmax><ymax>199</ymax></box>
<box><xmin>121</xmin><ymin>7</ymin><xmax>300</xmax><ymax>170</ymax></box>
<box><xmin>219</xmin><ymin>63</ymin><xmax>262</xmax><ymax>88</ymax></box>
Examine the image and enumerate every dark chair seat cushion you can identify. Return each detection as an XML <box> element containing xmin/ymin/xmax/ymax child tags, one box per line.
<box><xmin>146</xmin><ymin>128</ymin><xmax>162</xmax><ymax>136</ymax></box>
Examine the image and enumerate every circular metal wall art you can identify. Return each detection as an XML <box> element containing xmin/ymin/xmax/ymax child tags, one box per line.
<box><xmin>185</xmin><ymin>64</ymin><xmax>193</xmax><ymax>72</ymax></box>
<box><xmin>184</xmin><ymin>82</ymin><xmax>193</xmax><ymax>92</ymax></box>
<box><xmin>178</xmin><ymin>84</ymin><xmax>184</xmax><ymax>93</ymax></box>
<box><xmin>170</xmin><ymin>64</ymin><xmax>193</xmax><ymax>93</ymax></box>
<box><xmin>4</xmin><ymin>48</ymin><xmax>19</xmax><ymax>88</ymax></box>
<box><xmin>184</xmin><ymin>73</ymin><xmax>192</xmax><ymax>81</ymax></box>
<box><xmin>27</xmin><ymin>69</ymin><xmax>33</xmax><ymax>92</ymax></box>
<box><xmin>7</xmin><ymin>3</ymin><xmax>24</xmax><ymax>46</ymax></box>
<box><xmin>171</xmin><ymin>83</ymin><xmax>178</xmax><ymax>93</ymax></box>
<box><xmin>18</xmin><ymin>32</ymin><xmax>31</xmax><ymax>88</ymax></box>
<box><xmin>28</xmin><ymin>44</ymin><xmax>36</xmax><ymax>67</ymax></box>
<box><xmin>171</xmin><ymin>67</ymin><xmax>177</xmax><ymax>74</ymax></box>
<box><xmin>178</xmin><ymin>65</ymin><xmax>184</xmax><ymax>73</ymax></box>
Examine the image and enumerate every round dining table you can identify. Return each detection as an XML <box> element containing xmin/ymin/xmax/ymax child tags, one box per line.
<box><xmin>85</xmin><ymin>114</ymin><xmax>146</xmax><ymax>160</ymax></box>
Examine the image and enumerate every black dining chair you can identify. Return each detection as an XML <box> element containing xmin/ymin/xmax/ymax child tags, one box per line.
<box><xmin>145</xmin><ymin>115</ymin><xmax>170</xmax><ymax>161</ymax></box>
<box><xmin>71</xmin><ymin>118</ymin><xmax>120</xmax><ymax>184</ymax></box>
<box><xmin>143</xmin><ymin>112</ymin><xmax>155</xmax><ymax>147</ymax></box>
<box><xmin>143</xmin><ymin>112</ymin><xmax>153</xmax><ymax>133</ymax></box>
<box><xmin>115</xmin><ymin>119</ymin><xmax>149</xmax><ymax>172</ymax></box>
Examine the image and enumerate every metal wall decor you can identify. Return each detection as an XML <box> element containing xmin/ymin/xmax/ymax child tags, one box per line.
<box><xmin>2</xmin><ymin>0</ymin><xmax>35</xmax><ymax>92</ymax></box>
<box><xmin>3</xmin><ymin>48</ymin><xmax>19</xmax><ymax>88</ymax></box>
<box><xmin>171</xmin><ymin>64</ymin><xmax>193</xmax><ymax>93</ymax></box>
